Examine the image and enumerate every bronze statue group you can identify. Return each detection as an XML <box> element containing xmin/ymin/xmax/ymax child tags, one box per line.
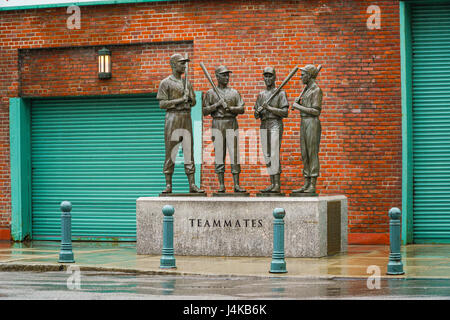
<box><xmin>157</xmin><ymin>53</ymin><xmax>322</xmax><ymax>196</ymax></box>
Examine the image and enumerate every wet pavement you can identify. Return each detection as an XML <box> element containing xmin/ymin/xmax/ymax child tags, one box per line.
<box><xmin>0</xmin><ymin>241</ymin><xmax>450</xmax><ymax>300</ymax></box>
<box><xmin>1</xmin><ymin>241</ymin><xmax>450</xmax><ymax>280</ymax></box>
<box><xmin>1</xmin><ymin>271</ymin><xmax>450</xmax><ymax>300</ymax></box>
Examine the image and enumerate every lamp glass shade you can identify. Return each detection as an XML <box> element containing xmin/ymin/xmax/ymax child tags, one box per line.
<box><xmin>98</xmin><ymin>48</ymin><xmax>111</xmax><ymax>79</ymax></box>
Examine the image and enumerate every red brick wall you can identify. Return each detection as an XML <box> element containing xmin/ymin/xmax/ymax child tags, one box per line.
<box><xmin>19</xmin><ymin>42</ymin><xmax>194</xmax><ymax>96</ymax></box>
<box><xmin>0</xmin><ymin>0</ymin><xmax>401</xmax><ymax>243</ymax></box>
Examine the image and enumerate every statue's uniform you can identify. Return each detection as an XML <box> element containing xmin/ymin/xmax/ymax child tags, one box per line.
<box><xmin>299</xmin><ymin>82</ymin><xmax>322</xmax><ymax>178</ymax></box>
<box><xmin>254</xmin><ymin>89</ymin><xmax>289</xmax><ymax>175</ymax></box>
<box><xmin>202</xmin><ymin>87</ymin><xmax>244</xmax><ymax>174</ymax></box>
<box><xmin>157</xmin><ymin>75</ymin><xmax>196</xmax><ymax>176</ymax></box>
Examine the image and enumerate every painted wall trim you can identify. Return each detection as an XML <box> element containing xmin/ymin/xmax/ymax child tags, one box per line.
<box><xmin>9</xmin><ymin>93</ymin><xmax>202</xmax><ymax>241</ymax></box>
<box><xmin>0</xmin><ymin>0</ymin><xmax>179</xmax><ymax>11</ymax></box>
<box><xmin>348</xmin><ymin>233</ymin><xmax>389</xmax><ymax>245</ymax></box>
<box><xmin>193</xmin><ymin>91</ymin><xmax>203</xmax><ymax>188</ymax></box>
<box><xmin>400</xmin><ymin>1</ymin><xmax>414</xmax><ymax>245</ymax></box>
<box><xmin>403</xmin><ymin>0</ymin><xmax>450</xmax><ymax>3</ymax></box>
<box><xmin>9</xmin><ymin>98</ymin><xmax>32</xmax><ymax>241</ymax></box>
<box><xmin>0</xmin><ymin>229</ymin><xmax>11</xmax><ymax>241</ymax></box>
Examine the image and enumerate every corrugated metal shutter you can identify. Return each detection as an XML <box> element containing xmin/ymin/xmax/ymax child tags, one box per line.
<box><xmin>412</xmin><ymin>4</ymin><xmax>450</xmax><ymax>243</ymax></box>
<box><xmin>31</xmin><ymin>95</ymin><xmax>190</xmax><ymax>241</ymax></box>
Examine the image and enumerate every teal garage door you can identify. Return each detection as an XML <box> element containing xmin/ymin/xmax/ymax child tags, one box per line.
<box><xmin>412</xmin><ymin>3</ymin><xmax>450</xmax><ymax>243</ymax></box>
<box><xmin>31</xmin><ymin>95</ymin><xmax>195</xmax><ymax>241</ymax></box>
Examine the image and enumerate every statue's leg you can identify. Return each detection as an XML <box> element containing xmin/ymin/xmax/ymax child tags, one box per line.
<box><xmin>268</xmin><ymin>120</ymin><xmax>282</xmax><ymax>193</ymax></box>
<box><xmin>260</xmin><ymin>121</ymin><xmax>274</xmax><ymax>192</ymax></box>
<box><xmin>227</xmin><ymin>119</ymin><xmax>245</xmax><ymax>193</ymax></box>
<box><xmin>217</xmin><ymin>172</ymin><xmax>225</xmax><ymax>192</ymax></box>
<box><xmin>162</xmin><ymin>114</ymin><xmax>179</xmax><ymax>193</ymax></box>
<box><xmin>293</xmin><ymin>118</ymin><xmax>310</xmax><ymax>192</ymax></box>
<box><xmin>304</xmin><ymin>118</ymin><xmax>321</xmax><ymax>193</ymax></box>
<box><xmin>213</xmin><ymin>119</ymin><xmax>226</xmax><ymax>189</ymax></box>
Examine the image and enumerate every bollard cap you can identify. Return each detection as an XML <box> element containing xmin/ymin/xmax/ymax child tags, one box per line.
<box><xmin>60</xmin><ymin>201</ymin><xmax>72</xmax><ymax>213</ymax></box>
<box><xmin>273</xmin><ymin>208</ymin><xmax>285</xmax><ymax>219</ymax></box>
<box><xmin>389</xmin><ymin>207</ymin><xmax>401</xmax><ymax>220</ymax></box>
<box><xmin>162</xmin><ymin>205</ymin><xmax>175</xmax><ymax>216</ymax></box>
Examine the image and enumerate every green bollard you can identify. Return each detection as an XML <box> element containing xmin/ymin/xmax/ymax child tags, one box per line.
<box><xmin>387</xmin><ymin>207</ymin><xmax>404</xmax><ymax>275</ymax></box>
<box><xmin>58</xmin><ymin>201</ymin><xmax>75</xmax><ymax>263</ymax></box>
<box><xmin>270</xmin><ymin>208</ymin><xmax>287</xmax><ymax>273</ymax></box>
<box><xmin>160</xmin><ymin>205</ymin><xmax>176</xmax><ymax>269</ymax></box>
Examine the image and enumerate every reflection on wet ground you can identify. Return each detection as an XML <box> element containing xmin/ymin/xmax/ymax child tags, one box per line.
<box><xmin>0</xmin><ymin>271</ymin><xmax>449</xmax><ymax>299</ymax></box>
<box><xmin>1</xmin><ymin>242</ymin><xmax>450</xmax><ymax>280</ymax></box>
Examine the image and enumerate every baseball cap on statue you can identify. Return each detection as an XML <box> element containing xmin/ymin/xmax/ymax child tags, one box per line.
<box><xmin>170</xmin><ymin>53</ymin><xmax>190</xmax><ymax>65</ymax></box>
<box><xmin>300</xmin><ymin>64</ymin><xmax>318</xmax><ymax>78</ymax></box>
<box><xmin>215</xmin><ymin>65</ymin><xmax>232</xmax><ymax>74</ymax></box>
<box><xmin>263</xmin><ymin>67</ymin><xmax>276</xmax><ymax>76</ymax></box>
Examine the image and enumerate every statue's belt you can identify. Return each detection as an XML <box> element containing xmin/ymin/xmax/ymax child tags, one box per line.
<box><xmin>166</xmin><ymin>109</ymin><xmax>191</xmax><ymax>114</ymax></box>
<box><xmin>212</xmin><ymin>116</ymin><xmax>236</xmax><ymax>120</ymax></box>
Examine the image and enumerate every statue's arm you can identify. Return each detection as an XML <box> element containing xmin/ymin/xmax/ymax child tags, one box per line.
<box><xmin>254</xmin><ymin>93</ymin><xmax>264</xmax><ymax>119</ymax></box>
<box><xmin>292</xmin><ymin>89</ymin><xmax>322</xmax><ymax>116</ymax></box>
<box><xmin>188</xmin><ymin>81</ymin><xmax>196</xmax><ymax>107</ymax></box>
<box><xmin>158</xmin><ymin>81</ymin><xmax>186</xmax><ymax>110</ymax></box>
<box><xmin>292</xmin><ymin>103</ymin><xmax>320</xmax><ymax>116</ymax></box>
<box><xmin>265</xmin><ymin>91</ymin><xmax>289</xmax><ymax>118</ymax></box>
<box><xmin>267</xmin><ymin>105</ymin><xmax>289</xmax><ymax>117</ymax></box>
<box><xmin>202</xmin><ymin>91</ymin><xmax>217</xmax><ymax>115</ymax></box>
<box><xmin>159</xmin><ymin>98</ymin><xmax>186</xmax><ymax>110</ymax></box>
<box><xmin>254</xmin><ymin>106</ymin><xmax>261</xmax><ymax>119</ymax></box>
<box><xmin>228</xmin><ymin>91</ymin><xmax>245</xmax><ymax>114</ymax></box>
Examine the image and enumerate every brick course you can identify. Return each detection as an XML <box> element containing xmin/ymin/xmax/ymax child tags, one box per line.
<box><xmin>0</xmin><ymin>0</ymin><xmax>401</xmax><ymax>243</ymax></box>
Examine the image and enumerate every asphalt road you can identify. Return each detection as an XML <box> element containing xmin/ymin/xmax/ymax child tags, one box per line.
<box><xmin>0</xmin><ymin>271</ymin><xmax>449</xmax><ymax>300</ymax></box>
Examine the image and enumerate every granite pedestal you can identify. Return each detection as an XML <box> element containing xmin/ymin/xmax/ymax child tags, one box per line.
<box><xmin>136</xmin><ymin>195</ymin><xmax>347</xmax><ymax>258</ymax></box>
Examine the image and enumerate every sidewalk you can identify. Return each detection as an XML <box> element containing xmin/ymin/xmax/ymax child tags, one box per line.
<box><xmin>1</xmin><ymin>241</ymin><xmax>450</xmax><ymax>279</ymax></box>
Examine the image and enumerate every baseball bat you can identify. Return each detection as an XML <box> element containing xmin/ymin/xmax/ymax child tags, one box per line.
<box><xmin>257</xmin><ymin>66</ymin><xmax>299</xmax><ymax>113</ymax></box>
<box><xmin>200</xmin><ymin>62</ymin><xmax>229</xmax><ymax>111</ymax></box>
<box><xmin>183</xmin><ymin>53</ymin><xmax>189</xmax><ymax>95</ymax></box>
<box><xmin>265</xmin><ymin>66</ymin><xmax>299</xmax><ymax>106</ymax></box>
<box><xmin>257</xmin><ymin>67</ymin><xmax>298</xmax><ymax>112</ymax></box>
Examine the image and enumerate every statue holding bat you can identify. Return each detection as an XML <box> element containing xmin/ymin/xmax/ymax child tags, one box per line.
<box><xmin>254</xmin><ymin>66</ymin><xmax>295</xmax><ymax>194</ymax></box>
<box><xmin>157</xmin><ymin>53</ymin><xmax>204</xmax><ymax>194</ymax></box>
<box><xmin>201</xmin><ymin>63</ymin><xmax>247</xmax><ymax>194</ymax></box>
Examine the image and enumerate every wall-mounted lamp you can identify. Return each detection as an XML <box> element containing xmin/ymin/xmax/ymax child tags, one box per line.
<box><xmin>98</xmin><ymin>47</ymin><xmax>111</xmax><ymax>79</ymax></box>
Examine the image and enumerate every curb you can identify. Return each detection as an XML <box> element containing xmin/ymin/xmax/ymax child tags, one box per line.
<box><xmin>0</xmin><ymin>262</ymin><xmax>415</xmax><ymax>280</ymax></box>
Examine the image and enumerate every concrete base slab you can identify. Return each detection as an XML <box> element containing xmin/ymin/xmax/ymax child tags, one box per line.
<box><xmin>290</xmin><ymin>192</ymin><xmax>319</xmax><ymax>197</ymax></box>
<box><xmin>212</xmin><ymin>192</ymin><xmax>250</xmax><ymax>197</ymax></box>
<box><xmin>159</xmin><ymin>193</ymin><xmax>207</xmax><ymax>197</ymax></box>
<box><xmin>137</xmin><ymin>195</ymin><xmax>347</xmax><ymax>258</ymax></box>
